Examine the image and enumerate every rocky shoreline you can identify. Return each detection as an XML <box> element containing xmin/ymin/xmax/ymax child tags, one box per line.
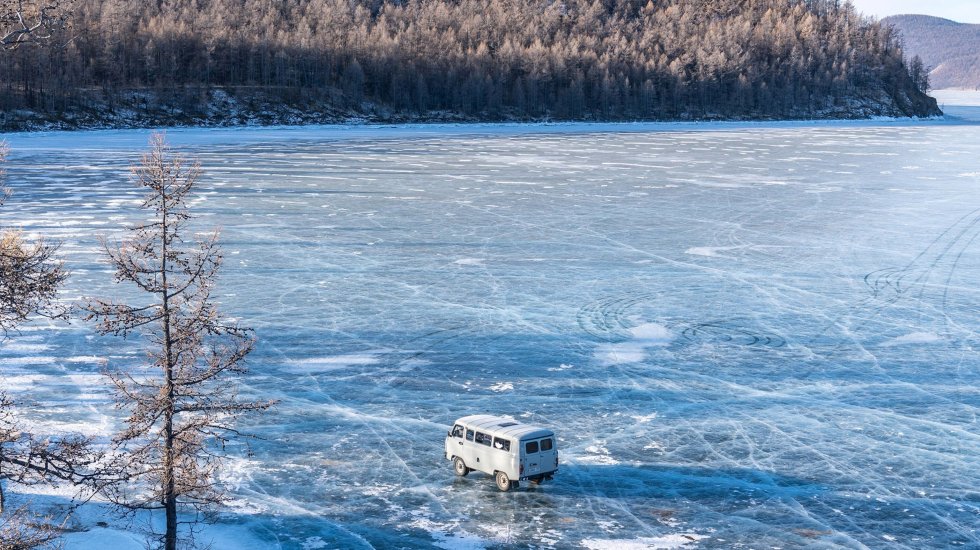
<box><xmin>1</xmin><ymin>86</ymin><xmax>943</xmax><ymax>133</ymax></box>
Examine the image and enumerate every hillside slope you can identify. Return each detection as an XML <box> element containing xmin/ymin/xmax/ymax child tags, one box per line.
<box><xmin>882</xmin><ymin>15</ymin><xmax>980</xmax><ymax>89</ymax></box>
<box><xmin>1</xmin><ymin>0</ymin><xmax>941</xmax><ymax>130</ymax></box>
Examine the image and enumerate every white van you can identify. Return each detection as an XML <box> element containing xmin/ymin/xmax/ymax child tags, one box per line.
<box><xmin>445</xmin><ymin>415</ymin><xmax>558</xmax><ymax>491</ymax></box>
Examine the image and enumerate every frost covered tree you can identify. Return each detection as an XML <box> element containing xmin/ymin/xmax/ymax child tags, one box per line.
<box><xmin>84</xmin><ymin>134</ymin><xmax>272</xmax><ymax>550</ymax></box>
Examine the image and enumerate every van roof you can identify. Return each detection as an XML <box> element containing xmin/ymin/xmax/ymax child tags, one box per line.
<box><xmin>454</xmin><ymin>415</ymin><xmax>554</xmax><ymax>441</ymax></box>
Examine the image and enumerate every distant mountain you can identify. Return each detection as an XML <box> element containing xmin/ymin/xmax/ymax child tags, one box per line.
<box><xmin>882</xmin><ymin>15</ymin><xmax>980</xmax><ymax>89</ymax></box>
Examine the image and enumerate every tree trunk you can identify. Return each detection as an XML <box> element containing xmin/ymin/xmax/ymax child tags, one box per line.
<box><xmin>163</xmin><ymin>399</ymin><xmax>176</xmax><ymax>550</ymax></box>
<box><xmin>162</xmin><ymin>192</ymin><xmax>177</xmax><ymax>550</ymax></box>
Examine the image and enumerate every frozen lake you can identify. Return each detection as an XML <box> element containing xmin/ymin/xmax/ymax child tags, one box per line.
<box><xmin>1</xmin><ymin>102</ymin><xmax>979</xmax><ymax>548</ymax></box>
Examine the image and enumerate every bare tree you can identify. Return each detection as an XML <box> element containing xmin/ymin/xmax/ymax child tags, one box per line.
<box><xmin>0</xmin><ymin>392</ymin><xmax>100</xmax><ymax>550</ymax></box>
<box><xmin>85</xmin><ymin>134</ymin><xmax>272</xmax><ymax>550</ymax></box>
<box><xmin>0</xmin><ymin>0</ymin><xmax>72</xmax><ymax>49</ymax></box>
<box><xmin>0</xmin><ymin>504</ymin><xmax>60</xmax><ymax>550</ymax></box>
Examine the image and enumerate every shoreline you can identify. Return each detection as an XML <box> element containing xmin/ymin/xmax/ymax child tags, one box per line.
<box><xmin>2</xmin><ymin>112</ymin><xmax>971</xmax><ymax>151</ymax></box>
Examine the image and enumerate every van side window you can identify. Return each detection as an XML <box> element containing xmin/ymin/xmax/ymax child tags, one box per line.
<box><xmin>493</xmin><ymin>437</ymin><xmax>511</xmax><ymax>452</ymax></box>
<box><xmin>475</xmin><ymin>432</ymin><xmax>492</xmax><ymax>446</ymax></box>
<box><xmin>451</xmin><ymin>425</ymin><xmax>464</xmax><ymax>438</ymax></box>
<box><xmin>466</xmin><ymin>429</ymin><xmax>474</xmax><ymax>441</ymax></box>
<box><xmin>526</xmin><ymin>441</ymin><xmax>539</xmax><ymax>454</ymax></box>
<box><xmin>541</xmin><ymin>438</ymin><xmax>553</xmax><ymax>451</ymax></box>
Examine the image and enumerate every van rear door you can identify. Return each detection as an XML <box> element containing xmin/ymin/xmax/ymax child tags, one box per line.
<box><xmin>523</xmin><ymin>439</ymin><xmax>543</xmax><ymax>477</ymax></box>
<box><xmin>538</xmin><ymin>435</ymin><xmax>558</xmax><ymax>474</ymax></box>
<box><xmin>522</xmin><ymin>436</ymin><xmax>557</xmax><ymax>477</ymax></box>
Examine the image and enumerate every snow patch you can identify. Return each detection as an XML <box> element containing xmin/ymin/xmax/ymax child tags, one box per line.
<box><xmin>454</xmin><ymin>258</ymin><xmax>486</xmax><ymax>266</ymax></box>
<box><xmin>301</xmin><ymin>537</ymin><xmax>328</xmax><ymax>549</ymax></box>
<box><xmin>0</xmin><ymin>356</ymin><xmax>57</xmax><ymax>366</ymax></box>
<box><xmin>0</xmin><ymin>342</ymin><xmax>51</xmax><ymax>353</ymax></box>
<box><xmin>283</xmin><ymin>354</ymin><xmax>381</xmax><ymax>372</ymax></box>
<box><xmin>882</xmin><ymin>332</ymin><xmax>942</xmax><ymax>347</ymax></box>
<box><xmin>0</xmin><ymin>374</ymin><xmax>49</xmax><ymax>391</ymax></box>
<box><xmin>632</xmin><ymin>412</ymin><xmax>658</xmax><ymax>423</ymax></box>
<box><xmin>408</xmin><ymin>514</ymin><xmax>487</xmax><ymax>550</ymax></box>
<box><xmin>547</xmin><ymin>363</ymin><xmax>574</xmax><ymax>372</ymax></box>
<box><xmin>685</xmin><ymin>246</ymin><xmax>737</xmax><ymax>259</ymax></box>
<box><xmin>595</xmin><ymin>323</ymin><xmax>672</xmax><ymax>366</ymax></box>
<box><xmin>583</xmin><ymin>534</ymin><xmax>707</xmax><ymax>549</ymax></box>
<box><xmin>578</xmin><ymin>443</ymin><xmax>619</xmax><ymax>465</ymax></box>
<box><xmin>65</xmin><ymin>355</ymin><xmax>105</xmax><ymax>363</ymax></box>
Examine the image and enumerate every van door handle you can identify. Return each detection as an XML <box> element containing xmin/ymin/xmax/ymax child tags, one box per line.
<box><xmin>458</xmin><ymin>441</ymin><xmax>463</xmax><ymax>446</ymax></box>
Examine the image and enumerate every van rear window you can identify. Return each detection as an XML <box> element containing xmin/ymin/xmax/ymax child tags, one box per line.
<box><xmin>541</xmin><ymin>438</ymin><xmax>553</xmax><ymax>451</ymax></box>
<box><xmin>525</xmin><ymin>441</ymin><xmax>539</xmax><ymax>454</ymax></box>
<box><xmin>493</xmin><ymin>437</ymin><xmax>511</xmax><ymax>451</ymax></box>
<box><xmin>475</xmin><ymin>432</ymin><xmax>492</xmax><ymax>446</ymax></box>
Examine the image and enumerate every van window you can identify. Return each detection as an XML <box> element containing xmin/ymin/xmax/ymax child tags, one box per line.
<box><xmin>466</xmin><ymin>429</ymin><xmax>474</xmax><ymax>441</ymax></box>
<box><xmin>541</xmin><ymin>438</ymin><xmax>553</xmax><ymax>451</ymax></box>
<box><xmin>451</xmin><ymin>425</ymin><xmax>464</xmax><ymax>438</ymax></box>
<box><xmin>526</xmin><ymin>441</ymin><xmax>539</xmax><ymax>454</ymax></box>
<box><xmin>493</xmin><ymin>437</ymin><xmax>511</xmax><ymax>452</ymax></box>
<box><xmin>475</xmin><ymin>432</ymin><xmax>492</xmax><ymax>446</ymax></box>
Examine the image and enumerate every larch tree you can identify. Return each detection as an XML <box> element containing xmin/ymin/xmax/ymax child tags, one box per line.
<box><xmin>84</xmin><ymin>134</ymin><xmax>272</xmax><ymax>550</ymax></box>
<box><xmin>1</xmin><ymin>144</ymin><xmax>96</xmax><ymax>549</ymax></box>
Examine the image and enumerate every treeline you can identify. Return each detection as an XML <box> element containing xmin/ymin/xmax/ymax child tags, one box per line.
<box><xmin>2</xmin><ymin>0</ymin><xmax>940</xmax><ymax>128</ymax></box>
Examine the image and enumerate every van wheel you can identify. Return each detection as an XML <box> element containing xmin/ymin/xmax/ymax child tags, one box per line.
<box><xmin>495</xmin><ymin>471</ymin><xmax>513</xmax><ymax>492</ymax></box>
<box><xmin>453</xmin><ymin>457</ymin><xmax>469</xmax><ymax>477</ymax></box>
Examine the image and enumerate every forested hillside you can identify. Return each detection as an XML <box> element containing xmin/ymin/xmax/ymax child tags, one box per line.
<box><xmin>1</xmin><ymin>0</ymin><xmax>940</xmax><ymax>129</ymax></box>
<box><xmin>883</xmin><ymin>15</ymin><xmax>980</xmax><ymax>90</ymax></box>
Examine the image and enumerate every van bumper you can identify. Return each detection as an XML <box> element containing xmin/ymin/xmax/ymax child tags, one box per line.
<box><xmin>520</xmin><ymin>469</ymin><xmax>557</xmax><ymax>481</ymax></box>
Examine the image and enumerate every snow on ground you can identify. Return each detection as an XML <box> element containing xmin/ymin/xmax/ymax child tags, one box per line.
<box><xmin>594</xmin><ymin>323</ymin><xmax>673</xmax><ymax>366</ymax></box>
<box><xmin>582</xmin><ymin>534</ymin><xmax>706</xmax><ymax>550</ymax></box>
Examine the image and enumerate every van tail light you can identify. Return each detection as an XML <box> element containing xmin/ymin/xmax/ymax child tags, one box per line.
<box><xmin>555</xmin><ymin>456</ymin><xmax>559</xmax><ymax>467</ymax></box>
<box><xmin>520</xmin><ymin>464</ymin><xmax>524</xmax><ymax>475</ymax></box>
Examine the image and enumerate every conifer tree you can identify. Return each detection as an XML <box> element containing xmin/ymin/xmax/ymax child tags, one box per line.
<box><xmin>85</xmin><ymin>134</ymin><xmax>272</xmax><ymax>550</ymax></box>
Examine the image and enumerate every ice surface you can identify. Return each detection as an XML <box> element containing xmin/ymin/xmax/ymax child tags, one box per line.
<box><xmin>1</xmin><ymin>96</ymin><xmax>980</xmax><ymax>548</ymax></box>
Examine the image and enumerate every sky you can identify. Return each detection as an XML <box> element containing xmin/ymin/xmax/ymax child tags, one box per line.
<box><xmin>849</xmin><ymin>0</ymin><xmax>980</xmax><ymax>23</ymax></box>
